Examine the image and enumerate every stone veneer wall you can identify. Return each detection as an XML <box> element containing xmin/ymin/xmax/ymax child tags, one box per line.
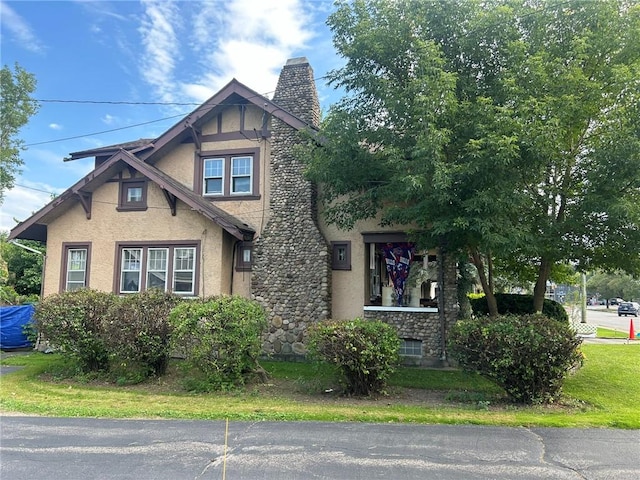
<box><xmin>363</xmin><ymin>252</ymin><xmax>459</xmax><ymax>366</ymax></box>
<box><xmin>252</xmin><ymin>58</ymin><xmax>331</xmax><ymax>357</ymax></box>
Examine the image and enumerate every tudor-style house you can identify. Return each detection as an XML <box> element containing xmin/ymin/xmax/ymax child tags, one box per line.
<box><xmin>9</xmin><ymin>58</ymin><xmax>459</xmax><ymax>366</ymax></box>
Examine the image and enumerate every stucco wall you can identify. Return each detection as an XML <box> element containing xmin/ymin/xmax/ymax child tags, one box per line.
<box><xmin>43</xmin><ymin>179</ymin><xmax>227</xmax><ymax>297</ymax></box>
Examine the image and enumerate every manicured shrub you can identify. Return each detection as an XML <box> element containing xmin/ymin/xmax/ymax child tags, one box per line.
<box><xmin>168</xmin><ymin>295</ymin><xmax>267</xmax><ymax>391</ymax></box>
<box><xmin>448</xmin><ymin>314</ymin><xmax>583</xmax><ymax>404</ymax></box>
<box><xmin>307</xmin><ymin>318</ymin><xmax>400</xmax><ymax>396</ymax></box>
<box><xmin>33</xmin><ymin>289</ymin><xmax>116</xmax><ymax>372</ymax></box>
<box><xmin>470</xmin><ymin>293</ymin><xmax>569</xmax><ymax>322</ymax></box>
<box><xmin>103</xmin><ymin>289</ymin><xmax>182</xmax><ymax>381</ymax></box>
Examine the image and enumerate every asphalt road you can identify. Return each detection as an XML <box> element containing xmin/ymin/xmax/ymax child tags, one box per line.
<box><xmin>1</xmin><ymin>416</ymin><xmax>639</xmax><ymax>480</ymax></box>
<box><xmin>583</xmin><ymin>306</ymin><xmax>638</xmax><ymax>333</ymax></box>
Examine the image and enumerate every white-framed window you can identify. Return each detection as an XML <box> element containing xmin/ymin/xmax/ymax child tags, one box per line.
<box><xmin>231</xmin><ymin>156</ymin><xmax>252</xmax><ymax>194</ymax></box>
<box><xmin>173</xmin><ymin>247</ymin><xmax>196</xmax><ymax>294</ymax></box>
<box><xmin>66</xmin><ymin>248</ymin><xmax>87</xmax><ymax>291</ymax></box>
<box><xmin>121</xmin><ymin>248</ymin><xmax>142</xmax><ymax>293</ymax></box>
<box><xmin>203</xmin><ymin>158</ymin><xmax>224</xmax><ymax>195</ymax></box>
<box><xmin>116</xmin><ymin>243</ymin><xmax>198</xmax><ymax>295</ymax></box>
<box><xmin>146</xmin><ymin>248</ymin><xmax>168</xmax><ymax>291</ymax></box>
<box><xmin>198</xmin><ymin>149</ymin><xmax>259</xmax><ymax>198</ymax></box>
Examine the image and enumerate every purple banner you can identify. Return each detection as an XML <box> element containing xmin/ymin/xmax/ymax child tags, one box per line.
<box><xmin>382</xmin><ymin>243</ymin><xmax>415</xmax><ymax>306</ymax></box>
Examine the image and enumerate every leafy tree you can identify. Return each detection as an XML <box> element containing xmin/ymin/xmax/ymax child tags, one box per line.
<box><xmin>0</xmin><ymin>63</ymin><xmax>39</xmax><ymax>203</ymax></box>
<box><xmin>303</xmin><ymin>0</ymin><xmax>640</xmax><ymax>316</ymax></box>
<box><xmin>0</xmin><ymin>232</ymin><xmax>44</xmax><ymax>298</ymax></box>
<box><xmin>587</xmin><ymin>271</ymin><xmax>640</xmax><ymax>303</ymax></box>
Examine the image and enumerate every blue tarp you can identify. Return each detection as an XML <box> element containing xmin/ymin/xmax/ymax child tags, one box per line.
<box><xmin>0</xmin><ymin>304</ymin><xmax>35</xmax><ymax>350</ymax></box>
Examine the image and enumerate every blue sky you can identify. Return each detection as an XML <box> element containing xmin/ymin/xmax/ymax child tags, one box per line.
<box><xmin>0</xmin><ymin>0</ymin><xmax>343</xmax><ymax>232</ymax></box>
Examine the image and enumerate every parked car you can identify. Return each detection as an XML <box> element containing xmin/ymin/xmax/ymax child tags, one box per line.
<box><xmin>617</xmin><ymin>302</ymin><xmax>639</xmax><ymax>317</ymax></box>
<box><xmin>609</xmin><ymin>298</ymin><xmax>624</xmax><ymax>305</ymax></box>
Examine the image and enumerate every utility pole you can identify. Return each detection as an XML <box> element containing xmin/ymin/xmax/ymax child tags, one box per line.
<box><xmin>581</xmin><ymin>272</ymin><xmax>587</xmax><ymax>323</ymax></box>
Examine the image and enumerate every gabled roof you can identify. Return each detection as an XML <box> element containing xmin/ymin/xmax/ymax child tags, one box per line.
<box><xmin>9</xmin><ymin>76</ymin><xmax>317</xmax><ymax>243</ymax></box>
<box><xmin>66</xmin><ymin>78</ymin><xmax>317</xmax><ymax>164</ymax></box>
<box><xmin>8</xmin><ymin>148</ymin><xmax>256</xmax><ymax>243</ymax></box>
<box><xmin>138</xmin><ymin>78</ymin><xmax>317</xmax><ymax>165</ymax></box>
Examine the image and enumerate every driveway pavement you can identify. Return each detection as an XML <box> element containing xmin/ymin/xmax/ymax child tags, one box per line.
<box><xmin>1</xmin><ymin>416</ymin><xmax>639</xmax><ymax>480</ymax></box>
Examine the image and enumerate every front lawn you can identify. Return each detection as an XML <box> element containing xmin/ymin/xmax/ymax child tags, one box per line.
<box><xmin>1</xmin><ymin>343</ymin><xmax>638</xmax><ymax>428</ymax></box>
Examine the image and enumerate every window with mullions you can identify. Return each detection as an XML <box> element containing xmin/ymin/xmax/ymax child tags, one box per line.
<box><xmin>147</xmin><ymin>248</ymin><xmax>168</xmax><ymax>290</ymax></box>
<box><xmin>399</xmin><ymin>339</ymin><xmax>422</xmax><ymax>356</ymax></box>
<box><xmin>117</xmin><ymin>244</ymin><xmax>197</xmax><ymax>295</ymax></box>
<box><xmin>173</xmin><ymin>247</ymin><xmax>195</xmax><ymax>293</ymax></box>
<box><xmin>203</xmin><ymin>158</ymin><xmax>224</xmax><ymax>195</ymax></box>
<box><xmin>231</xmin><ymin>156</ymin><xmax>252</xmax><ymax>194</ymax></box>
<box><xmin>63</xmin><ymin>245</ymin><xmax>90</xmax><ymax>291</ymax></box>
<box><xmin>121</xmin><ymin>248</ymin><xmax>142</xmax><ymax>293</ymax></box>
<box><xmin>197</xmin><ymin>148</ymin><xmax>259</xmax><ymax>199</ymax></box>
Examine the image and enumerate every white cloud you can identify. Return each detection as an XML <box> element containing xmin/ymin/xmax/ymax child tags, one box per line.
<box><xmin>102</xmin><ymin>114</ymin><xmax>117</xmax><ymax>125</ymax></box>
<box><xmin>0</xmin><ymin>181</ymin><xmax>63</xmax><ymax>232</ymax></box>
<box><xmin>138</xmin><ymin>0</ymin><xmax>182</xmax><ymax>105</ymax></box>
<box><xmin>0</xmin><ymin>1</ymin><xmax>46</xmax><ymax>53</ymax></box>
<box><xmin>188</xmin><ymin>0</ymin><xmax>314</xmax><ymax>99</ymax></box>
<box><xmin>136</xmin><ymin>0</ymin><xmax>316</xmax><ymax>106</ymax></box>
<box><xmin>49</xmin><ymin>123</ymin><xmax>63</xmax><ymax>130</ymax></box>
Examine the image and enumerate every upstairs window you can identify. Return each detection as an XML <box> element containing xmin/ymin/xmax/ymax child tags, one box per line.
<box><xmin>231</xmin><ymin>156</ymin><xmax>252</xmax><ymax>194</ymax></box>
<box><xmin>203</xmin><ymin>158</ymin><xmax>224</xmax><ymax>195</ymax></box>
<box><xmin>118</xmin><ymin>180</ymin><xmax>147</xmax><ymax>211</ymax></box>
<box><xmin>197</xmin><ymin>148</ymin><xmax>260</xmax><ymax>199</ymax></box>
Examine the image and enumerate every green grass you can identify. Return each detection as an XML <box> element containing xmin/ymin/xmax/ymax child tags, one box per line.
<box><xmin>2</xmin><ymin>344</ymin><xmax>639</xmax><ymax>428</ymax></box>
<box><xmin>597</xmin><ymin>327</ymin><xmax>629</xmax><ymax>339</ymax></box>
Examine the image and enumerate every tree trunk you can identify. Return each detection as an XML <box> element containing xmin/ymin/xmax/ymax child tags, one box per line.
<box><xmin>532</xmin><ymin>257</ymin><xmax>553</xmax><ymax>313</ymax></box>
<box><xmin>469</xmin><ymin>247</ymin><xmax>499</xmax><ymax>317</ymax></box>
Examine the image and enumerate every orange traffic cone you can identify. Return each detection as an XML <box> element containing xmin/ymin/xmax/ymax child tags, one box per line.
<box><xmin>629</xmin><ymin>319</ymin><xmax>636</xmax><ymax>340</ymax></box>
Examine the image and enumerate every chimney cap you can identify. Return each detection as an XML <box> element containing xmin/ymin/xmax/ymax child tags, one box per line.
<box><xmin>285</xmin><ymin>57</ymin><xmax>309</xmax><ymax>66</ymax></box>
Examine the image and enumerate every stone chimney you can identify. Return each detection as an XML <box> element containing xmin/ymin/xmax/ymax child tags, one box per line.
<box><xmin>252</xmin><ymin>58</ymin><xmax>331</xmax><ymax>358</ymax></box>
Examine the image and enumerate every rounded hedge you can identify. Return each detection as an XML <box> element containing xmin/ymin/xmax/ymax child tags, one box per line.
<box><xmin>469</xmin><ymin>293</ymin><xmax>569</xmax><ymax>322</ymax></box>
<box><xmin>449</xmin><ymin>313</ymin><xmax>583</xmax><ymax>404</ymax></box>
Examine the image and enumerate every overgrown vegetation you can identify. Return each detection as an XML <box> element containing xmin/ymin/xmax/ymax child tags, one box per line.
<box><xmin>33</xmin><ymin>289</ymin><xmax>113</xmax><ymax>372</ymax></box>
<box><xmin>308</xmin><ymin>318</ymin><xmax>400</xmax><ymax>396</ymax></box>
<box><xmin>469</xmin><ymin>293</ymin><xmax>569</xmax><ymax>322</ymax></box>
<box><xmin>103</xmin><ymin>289</ymin><xmax>182</xmax><ymax>381</ymax></box>
<box><xmin>33</xmin><ymin>290</ymin><xmax>267</xmax><ymax>389</ymax></box>
<box><xmin>169</xmin><ymin>295</ymin><xmax>267</xmax><ymax>391</ymax></box>
<box><xmin>0</xmin><ymin>233</ymin><xmax>44</xmax><ymax>304</ymax></box>
<box><xmin>449</xmin><ymin>314</ymin><xmax>583</xmax><ymax>404</ymax></box>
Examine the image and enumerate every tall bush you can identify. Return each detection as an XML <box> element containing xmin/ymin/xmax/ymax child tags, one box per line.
<box><xmin>449</xmin><ymin>314</ymin><xmax>583</xmax><ymax>404</ymax></box>
<box><xmin>470</xmin><ymin>293</ymin><xmax>569</xmax><ymax>322</ymax></box>
<box><xmin>34</xmin><ymin>289</ymin><xmax>115</xmax><ymax>372</ymax></box>
<box><xmin>308</xmin><ymin>318</ymin><xmax>400</xmax><ymax>396</ymax></box>
<box><xmin>103</xmin><ymin>289</ymin><xmax>182</xmax><ymax>379</ymax></box>
<box><xmin>168</xmin><ymin>295</ymin><xmax>267</xmax><ymax>391</ymax></box>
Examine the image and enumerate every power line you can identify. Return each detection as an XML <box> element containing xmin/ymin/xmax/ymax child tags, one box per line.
<box><xmin>25</xmin><ymin>113</ymin><xmax>187</xmax><ymax>147</ymax></box>
<box><xmin>25</xmin><ymin>74</ymin><xmax>332</xmax><ymax>147</ymax></box>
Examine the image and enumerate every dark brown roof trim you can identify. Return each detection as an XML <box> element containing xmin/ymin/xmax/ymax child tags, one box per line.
<box><xmin>9</xmin><ymin>148</ymin><xmax>256</xmax><ymax>242</ymax></box>
<box><xmin>67</xmin><ymin>138</ymin><xmax>155</xmax><ymax>161</ymax></box>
